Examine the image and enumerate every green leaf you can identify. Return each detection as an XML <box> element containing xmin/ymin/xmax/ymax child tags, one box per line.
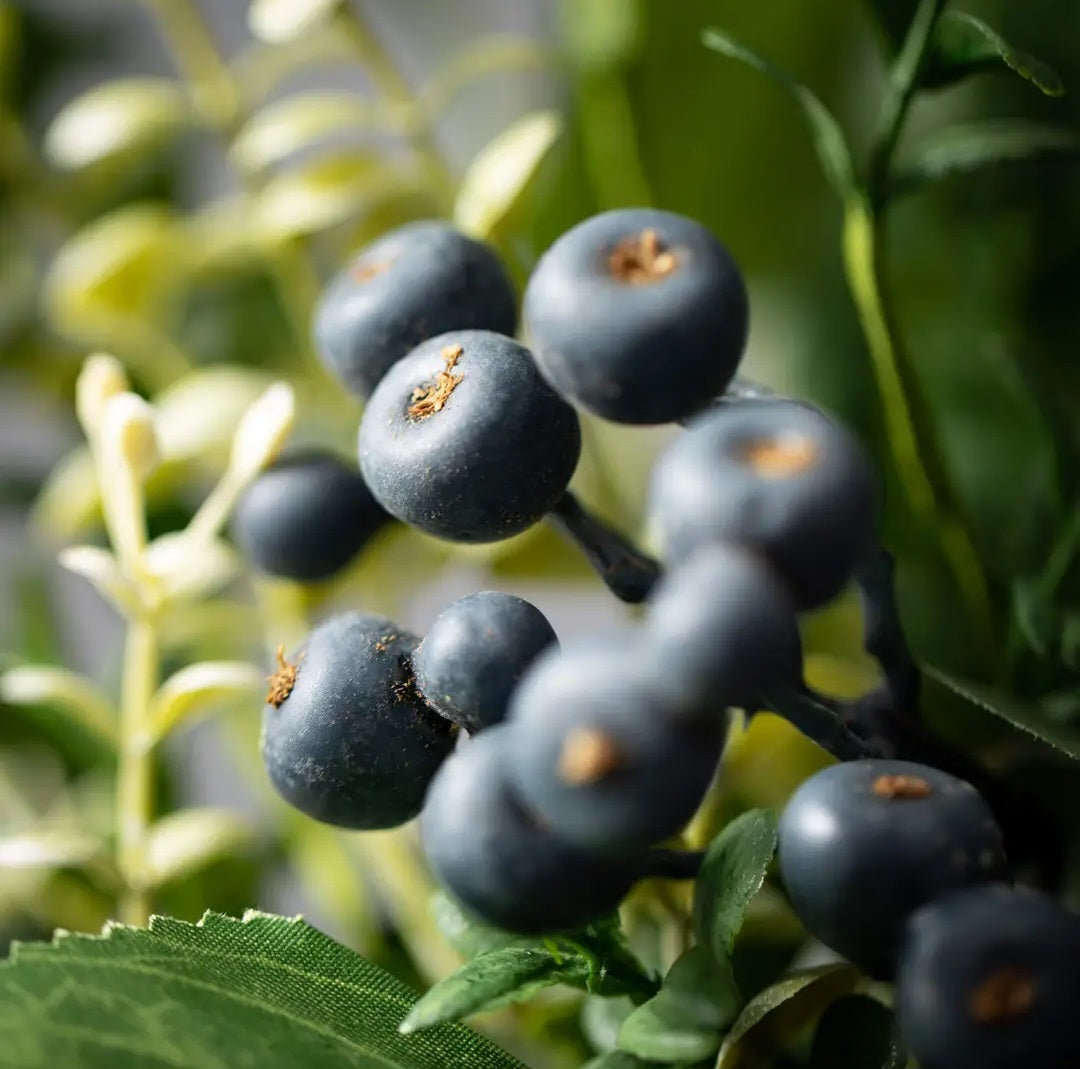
<box><xmin>863</xmin><ymin>0</ymin><xmax>919</xmax><ymax>54</ymax></box>
<box><xmin>147</xmin><ymin>660</ymin><xmax>264</xmax><ymax>743</ymax></box>
<box><xmin>0</xmin><ymin>910</ymin><xmax>524</xmax><ymax>1069</ymax></box>
<box><xmin>890</xmin><ymin>120</ymin><xmax>1080</xmax><ymax>196</ymax></box>
<box><xmin>144</xmin><ymin>808</ymin><xmax>258</xmax><ymax>888</ymax></box>
<box><xmin>809</xmin><ymin>995</ymin><xmax>902</xmax><ymax>1069</ymax></box>
<box><xmin>248</xmin><ymin>0</ymin><xmax>343</xmax><ymax>44</ymax></box>
<box><xmin>43</xmin><ymin>78</ymin><xmax>191</xmax><ymax>171</ymax></box>
<box><xmin>1012</xmin><ymin>579</ymin><xmax>1057</xmax><ymax>659</ymax></box>
<box><xmin>925</xmin><ymin>666</ymin><xmax>1080</xmax><ymax>761</ymax></box>
<box><xmin>0</xmin><ymin>665</ymin><xmax>117</xmax><ymax>747</ymax></box>
<box><xmin>925</xmin><ymin>12</ymin><xmax>1064</xmax><ymax>95</ymax></box>
<box><xmin>692</xmin><ymin>809</ymin><xmax>778</xmax><ymax>963</ymax></box>
<box><xmin>454</xmin><ymin>110</ymin><xmax>564</xmax><ymax>241</ymax></box>
<box><xmin>717</xmin><ymin>965</ymin><xmax>863</xmax><ymax>1069</ymax></box>
<box><xmin>617</xmin><ymin>947</ymin><xmax>740</xmax><ymax>1063</ymax></box>
<box><xmin>429</xmin><ymin>891</ymin><xmax>522</xmax><ymax>959</ymax></box>
<box><xmin>0</xmin><ymin>831</ymin><xmax>104</xmax><ymax>872</ymax></box>
<box><xmin>559</xmin><ymin>0</ymin><xmax>643</xmax><ymax>70</ymax></box>
<box><xmin>701</xmin><ymin>29</ymin><xmax>855</xmax><ymax>200</ymax></box>
<box><xmin>582</xmin><ymin>1053</ymin><xmax>656</xmax><ymax>1069</ymax></box>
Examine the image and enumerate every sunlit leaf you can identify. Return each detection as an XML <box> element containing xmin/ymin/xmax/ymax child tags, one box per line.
<box><xmin>147</xmin><ymin>660</ymin><xmax>264</xmax><ymax>743</ymax></box>
<box><xmin>143</xmin><ymin>533</ymin><xmax>241</xmax><ymax>602</ymax></box>
<box><xmin>248</xmin><ymin>0</ymin><xmax>343</xmax><ymax>44</ymax></box>
<box><xmin>559</xmin><ymin>0</ymin><xmax>642</xmax><ymax>69</ymax></box>
<box><xmin>0</xmin><ymin>831</ymin><xmax>104</xmax><ymax>871</ymax></box>
<box><xmin>144</xmin><ymin>807</ymin><xmax>258</xmax><ymax>887</ymax></box>
<box><xmin>0</xmin><ymin>665</ymin><xmax>117</xmax><ymax>747</ymax></box>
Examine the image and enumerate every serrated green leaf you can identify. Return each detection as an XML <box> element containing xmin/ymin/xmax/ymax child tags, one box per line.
<box><xmin>248</xmin><ymin>0</ymin><xmax>342</xmax><ymax>44</ymax></box>
<box><xmin>925</xmin><ymin>666</ymin><xmax>1080</xmax><ymax>761</ymax></box>
<box><xmin>43</xmin><ymin>78</ymin><xmax>191</xmax><ymax>171</ymax></box>
<box><xmin>717</xmin><ymin>965</ymin><xmax>863</xmax><ymax>1069</ymax></box>
<box><xmin>701</xmin><ymin>29</ymin><xmax>855</xmax><ymax>200</ymax></box>
<box><xmin>0</xmin><ymin>910</ymin><xmax>524</xmax><ymax>1069</ymax></box>
<box><xmin>0</xmin><ymin>665</ymin><xmax>117</xmax><ymax>747</ymax></box>
<box><xmin>890</xmin><ymin>121</ymin><xmax>1080</xmax><ymax>196</ymax></box>
<box><xmin>809</xmin><ymin>995</ymin><xmax>902</xmax><ymax>1069</ymax></box>
<box><xmin>692</xmin><ymin>810</ymin><xmax>778</xmax><ymax>963</ymax></box>
<box><xmin>144</xmin><ymin>808</ymin><xmax>257</xmax><ymax>887</ymax></box>
<box><xmin>617</xmin><ymin>947</ymin><xmax>739</xmax><ymax>1064</ymax></box>
<box><xmin>925</xmin><ymin>12</ymin><xmax>1064</xmax><ymax>95</ymax></box>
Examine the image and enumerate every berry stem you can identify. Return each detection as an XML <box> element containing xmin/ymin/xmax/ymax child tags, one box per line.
<box><xmin>761</xmin><ymin>686</ymin><xmax>884</xmax><ymax>761</ymax></box>
<box><xmin>549</xmin><ymin>490</ymin><xmax>661</xmax><ymax>603</ymax></box>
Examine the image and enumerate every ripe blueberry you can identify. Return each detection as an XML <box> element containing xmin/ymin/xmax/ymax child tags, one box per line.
<box><xmin>504</xmin><ymin>633</ymin><xmax>728</xmax><ymax>854</ymax></box>
<box><xmin>231</xmin><ymin>450</ymin><xmax>389</xmax><ymax>582</ymax></box>
<box><xmin>648</xmin><ymin>399</ymin><xmax>876</xmax><ymax>609</ymax></box>
<box><xmin>777</xmin><ymin>759</ymin><xmax>1008</xmax><ymax>979</ymax></box>
<box><xmin>644</xmin><ymin>544</ymin><xmax>802</xmax><ymax>711</ymax></box>
<box><xmin>522</xmin><ymin>208</ymin><xmax>748</xmax><ymax>425</ymax></box>
<box><xmin>420</xmin><ymin>725</ymin><xmax>642</xmax><ymax>933</ymax></box>
<box><xmin>413</xmin><ymin>591</ymin><xmax>557</xmax><ymax>734</ymax></box>
<box><xmin>896</xmin><ymin>884</ymin><xmax>1080</xmax><ymax>1069</ymax></box>
<box><xmin>261</xmin><ymin>612</ymin><xmax>455</xmax><ymax>829</ymax></box>
<box><xmin>357</xmin><ymin>330</ymin><xmax>582</xmax><ymax>542</ymax></box>
<box><xmin>313</xmin><ymin>220</ymin><xmax>517</xmax><ymax>398</ymax></box>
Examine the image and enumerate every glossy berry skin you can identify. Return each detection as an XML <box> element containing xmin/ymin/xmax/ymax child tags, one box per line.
<box><xmin>413</xmin><ymin>591</ymin><xmax>557</xmax><ymax>734</ymax></box>
<box><xmin>778</xmin><ymin>759</ymin><xmax>1008</xmax><ymax>980</ymax></box>
<box><xmin>231</xmin><ymin>450</ymin><xmax>389</xmax><ymax>582</ymax></box>
<box><xmin>358</xmin><ymin>330</ymin><xmax>581</xmax><ymax>542</ymax></box>
<box><xmin>522</xmin><ymin>208</ymin><xmax>748</xmax><ymax>425</ymax></box>
<box><xmin>896</xmin><ymin>885</ymin><xmax>1080</xmax><ymax>1069</ymax></box>
<box><xmin>648</xmin><ymin>400</ymin><xmax>876</xmax><ymax>609</ymax></box>
<box><xmin>504</xmin><ymin>633</ymin><xmax>728</xmax><ymax>854</ymax></box>
<box><xmin>644</xmin><ymin>544</ymin><xmax>802</xmax><ymax>711</ymax></box>
<box><xmin>420</xmin><ymin>726</ymin><xmax>642</xmax><ymax>933</ymax></box>
<box><xmin>261</xmin><ymin>612</ymin><xmax>455</xmax><ymax>829</ymax></box>
<box><xmin>313</xmin><ymin>220</ymin><xmax>517</xmax><ymax>399</ymax></box>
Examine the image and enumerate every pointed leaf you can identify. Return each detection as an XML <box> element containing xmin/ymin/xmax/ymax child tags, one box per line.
<box><xmin>809</xmin><ymin>995</ymin><xmax>903</xmax><ymax>1069</ymax></box>
<box><xmin>925</xmin><ymin>666</ymin><xmax>1080</xmax><ymax>761</ymax></box>
<box><xmin>617</xmin><ymin>947</ymin><xmax>740</xmax><ymax>1063</ymax></box>
<box><xmin>693</xmin><ymin>809</ymin><xmax>778</xmax><ymax>963</ymax></box>
<box><xmin>148</xmin><ymin>660</ymin><xmax>265</xmax><ymax>743</ymax></box>
<box><xmin>717</xmin><ymin>964</ymin><xmax>863</xmax><ymax>1069</ymax></box>
<box><xmin>248</xmin><ymin>0</ymin><xmax>343</xmax><ymax>44</ymax></box>
<box><xmin>925</xmin><ymin>12</ymin><xmax>1064</xmax><ymax>95</ymax></box>
<box><xmin>143</xmin><ymin>533</ymin><xmax>241</xmax><ymax>602</ymax></box>
<box><xmin>0</xmin><ymin>831</ymin><xmax>104</xmax><ymax>871</ymax></box>
<box><xmin>0</xmin><ymin>910</ymin><xmax>524</xmax><ymax>1069</ymax></box>
<box><xmin>0</xmin><ymin>665</ymin><xmax>117</xmax><ymax>746</ymax></box>
<box><xmin>430</xmin><ymin>891</ymin><xmax>522</xmax><ymax>958</ymax></box>
<box><xmin>144</xmin><ymin>807</ymin><xmax>258</xmax><ymax>887</ymax></box>
<box><xmin>701</xmin><ymin>30</ymin><xmax>855</xmax><ymax>200</ymax></box>
<box><xmin>454</xmin><ymin>110</ymin><xmax>563</xmax><ymax>240</ymax></box>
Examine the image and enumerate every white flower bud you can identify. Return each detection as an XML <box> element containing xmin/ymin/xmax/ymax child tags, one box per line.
<box><xmin>75</xmin><ymin>352</ymin><xmax>129</xmax><ymax>440</ymax></box>
<box><xmin>228</xmin><ymin>382</ymin><xmax>295</xmax><ymax>482</ymax></box>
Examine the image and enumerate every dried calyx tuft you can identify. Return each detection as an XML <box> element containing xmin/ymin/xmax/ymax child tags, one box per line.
<box><xmin>408</xmin><ymin>344</ymin><xmax>465</xmax><ymax>420</ymax></box>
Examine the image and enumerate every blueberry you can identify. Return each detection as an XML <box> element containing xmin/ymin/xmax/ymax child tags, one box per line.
<box><xmin>261</xmin><ymin>612</ymin><xmax>455</xmax><ymax>829</ymax></box>
<box><xmin>896</xmin><ymin>885</ymin><xmax>1080</xmax><ymax>1069</ymax></box>
<box><xmin>777</xmin><ymin>759</ymin><xmax>1008</xmax><ymax>979</ymax></box>
<box><xmin>644</xmin><ymin>544</ymin><xmax>802</xmax><ymax>711</ymax></box>
<box><xmin>420</xmin><ymin>726</ymin><xmax>642</xmax><ymax>933</ymax></box>
<box><xmin>504</xmin><ymin>633</ymin><xmax>728</xmax><ymax>854</ymax></box>
<box><xmin>357</xmin><ymin>330</ymin><xmax>582</xmax><ymax>542</ymax></box>
<box><xmin>413</xmin><ymin>591</ymin><xmax>558</xmax><ymax>734</ymax></box>
<box><xmin>648</xmin><ymin>400</ymin><xmax>876</xmax><ymax>609</ymax></box>
<box><xmin>522</xmin><ymin>208</ymin><xmax>748</xmax><ymax>425</ymax></box>
<box><xmin>313</xmin><ymin>220</ymin><xmax>517</xmax><ymax>398</ymax></box>
<box><xmin>231</xmin><ymin>450</ymin><xmax>390</xmax><ymax>582</ymax></box>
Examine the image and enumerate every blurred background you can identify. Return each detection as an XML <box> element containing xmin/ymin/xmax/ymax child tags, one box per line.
<box><xmin>0</xmin><ymin>0</ymin><xmax>1078</xmax><ymax>1063</ymax></box>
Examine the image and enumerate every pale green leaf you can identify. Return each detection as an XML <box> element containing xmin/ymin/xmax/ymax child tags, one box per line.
<box><xmin>0</xmin><ymin>665</ymin><xmax>117</xmax><ymax>746</ymax></box>
<box><xmin>148</xmin><ymin>661</ymin><xmax>264</xmax><ymax>743</ymax></box>
<box><xmin>30</xmin><ymin>448</ymin><xmax>102</xmax><ymax>540</ymax></box>
<box><xmin>454</xmin><ymin>110</ymin><xmax>563</xmax><ymax>240</ymax></box>
<box><xmin>248</xmin><ymin>0</ymin><xmax>343</xmax><ymax>44</ymax></box>
<box><xmin>430</xmin><ymin>890</ymin><xmax>522</xmax><ymax>958</ymax></box>
<box><xmin>0</xmin><ymin>910</ymin><xmax>525</xmax><ymax>1069</ymax></box>
<box><xmin>143</xmin><ymin>533</ymin><xmax>241</xmax><ymax>602</ymax></box>
<box><xmin>144</xmin><ymin>807</ymin><xmax>257</xmax><ymax>887</ymax></box>
<box><xmin>559</xmin><ymin>0</ymin><xmax>642</xmax><ymax>69</ymax></box>
<box><xmin>0</xmin><ymin>832</ymin><xmax>104</xmax><ymax>871</ymax></box>
<box><xmin>44</xmin><ymin>78</ymin><xmax>191</xmax><ymax>171</ymax></box>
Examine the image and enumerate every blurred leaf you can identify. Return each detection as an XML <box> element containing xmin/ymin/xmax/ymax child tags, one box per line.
<box><xmin>701</xmin><ymin>30</ymin><xmax>855</xmax><ymax>201</ymax></box>
<box><xmin>30</xmin><ymin>447</ymin><xmax>101</xmax><ymax>540</ymax></box>
<box><xmin>0</xmin><ymin>831</ymin><xmax>103</xmax><ymax>871</ymax></box>
<box><xmin>924</xmin><ymin>12</ymin><xmax>1064</xmax><ymax>95</ymax></box>
<box><xmin>143</xmin><ymin>533</ymin><xmax>241</xmax><ymax>602</ymax></box>
<box><xmin>582</xmin><ymin>995</ymin><xmax>637</xmax><ymax>1054</ymax></box>
<box><xmin>0</xmin><ymin>910</ymin><xmax>525</xmax><ymax>1069</ymax></box>
<box><xmin>890</xmin><ymin>121</ymin><xmax>1080</xmax><ymax>197</ymax></box>
<box><xmin>924</xmin><ymin>666</ymin><xmax>1080</xmax><ymax>761</ymax></box>
<box><xmin>0</xmin><ymin>665</ymin><xmax>116</xmax><ymax>747</ymax></box>
<box><xmin>144</xmin><ymin>807</ymin><xmax>257</xmax><ymax>888</ymax></box>
<box><xmin>862</xmin><ymin>0</ymin><xmax>919</xmax><ymax>54</ymax></box>
<box><xmin>43</xmin><ymin>78</ymin><xmax>191</xmax><ymax>171</ymax></box>
<box><xmin>1012</xmin><ymin>579</ymin><xmax>1057</xmax><ymax>659</ymax></box>
<box><xmin>148</xmin><ymin>660</ymin><xmax>264</xmax><ymax>743</ymax></box>
<box><xmin>248</xmin><ymin>0</ymin><xmax>343</xmax><ymax>44</ymax></box>
<box><xmin>454</xmin><ymin>110</ymin><xmax>564</xmax><ymax>240</ymax></box>
<box><xmin>233</xmin><ymin>23</ymin><xmax>354</xmax><ymax>106</ymax></box>
<box><xmin>583</xmin><ymin>1053</ymin><xmax>658</xmax><ymax>1069</ymax></box>
<box><xmin>430</xmin><ymin>891</ymin><xmax>521</xmax><ymax>959</ymax></box>
<box><xmin>717</xmin><ymin>965</ymin><xmax>863</xmax><ymax>1069</ymax></box>
<box><xmin>808</xmin><ymin>995</ymin><xmax>902</xmax><ymax>1069</ymax></box>
<box><xmin>57</xmin><ymin>545</ymin><xmax>141</xmax><ymax>616</ymax></box>
<box><xmin>617</xmin><ymin>947</ymin><xmax>740</xmax><ymax>1063</ymax></box>
<box><xmin>231</xmin><ymin>92</ymin><xmax>400</xmax><ymax>175</ymax></box>
<box><xmin>559</xmin><ymin>0</ymin><xmax>642</xmax><ymax>70</ymax></box>
<box><xmin>692</xmin><ymin>809</ymin><xmax>778</xmax><ymax>964</ymax></box>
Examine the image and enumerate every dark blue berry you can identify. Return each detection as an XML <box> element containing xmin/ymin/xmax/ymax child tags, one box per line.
<box><xmin>896</xmin><ymin>885</ymin><xmax>1080</xmax><ymax>1069</ymax></box>
<box><xmin>504</xmin><ymin>633</ymin><xmax>728</xmax><ymax>854</ymax></box>
<box><xmin>261</xmin><ymin>612</ymin><xmax>455</xmax><ymax>829</ymax></box>
<box><xmin>313</xmin><ymin>220</ymin><xmax>517</xmax><ymax>398</ymax></box>
<box><xmin>231</xmin><ymin>450</ymin><xmax>389</xmax><ymax>582</ymax></box>
<box><xmin>522</xmin><ymin>208</ymin><xmax>748</xmax><ymax>425</ymax></box>
<box><xmin>357</xmin><ymin>330</ymin><xmax>581</xmax><ymax>542</ymax></box>
<box><xmin>777</xmin><ymin>759</ymin><xmax>1008</xmax><ymax>979</ymax></box>
<box><xmin>413</xmin><ymin>591</ymin><xmax>558</xmax><ymax>734</ymax></box>
<box><xmin>644</xmin><ymin>544</ymin><xmax>802</xmax><ymax>710</ymax></box>
<box><xmin>420</xmin><ymin>726</ymin><xmax>642</xmax><ymax>933</ymax></box>
<box><xmin>648</xmin><ymin>400</ymin><xmax>876</xmax><ymax>609</ymax></box>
